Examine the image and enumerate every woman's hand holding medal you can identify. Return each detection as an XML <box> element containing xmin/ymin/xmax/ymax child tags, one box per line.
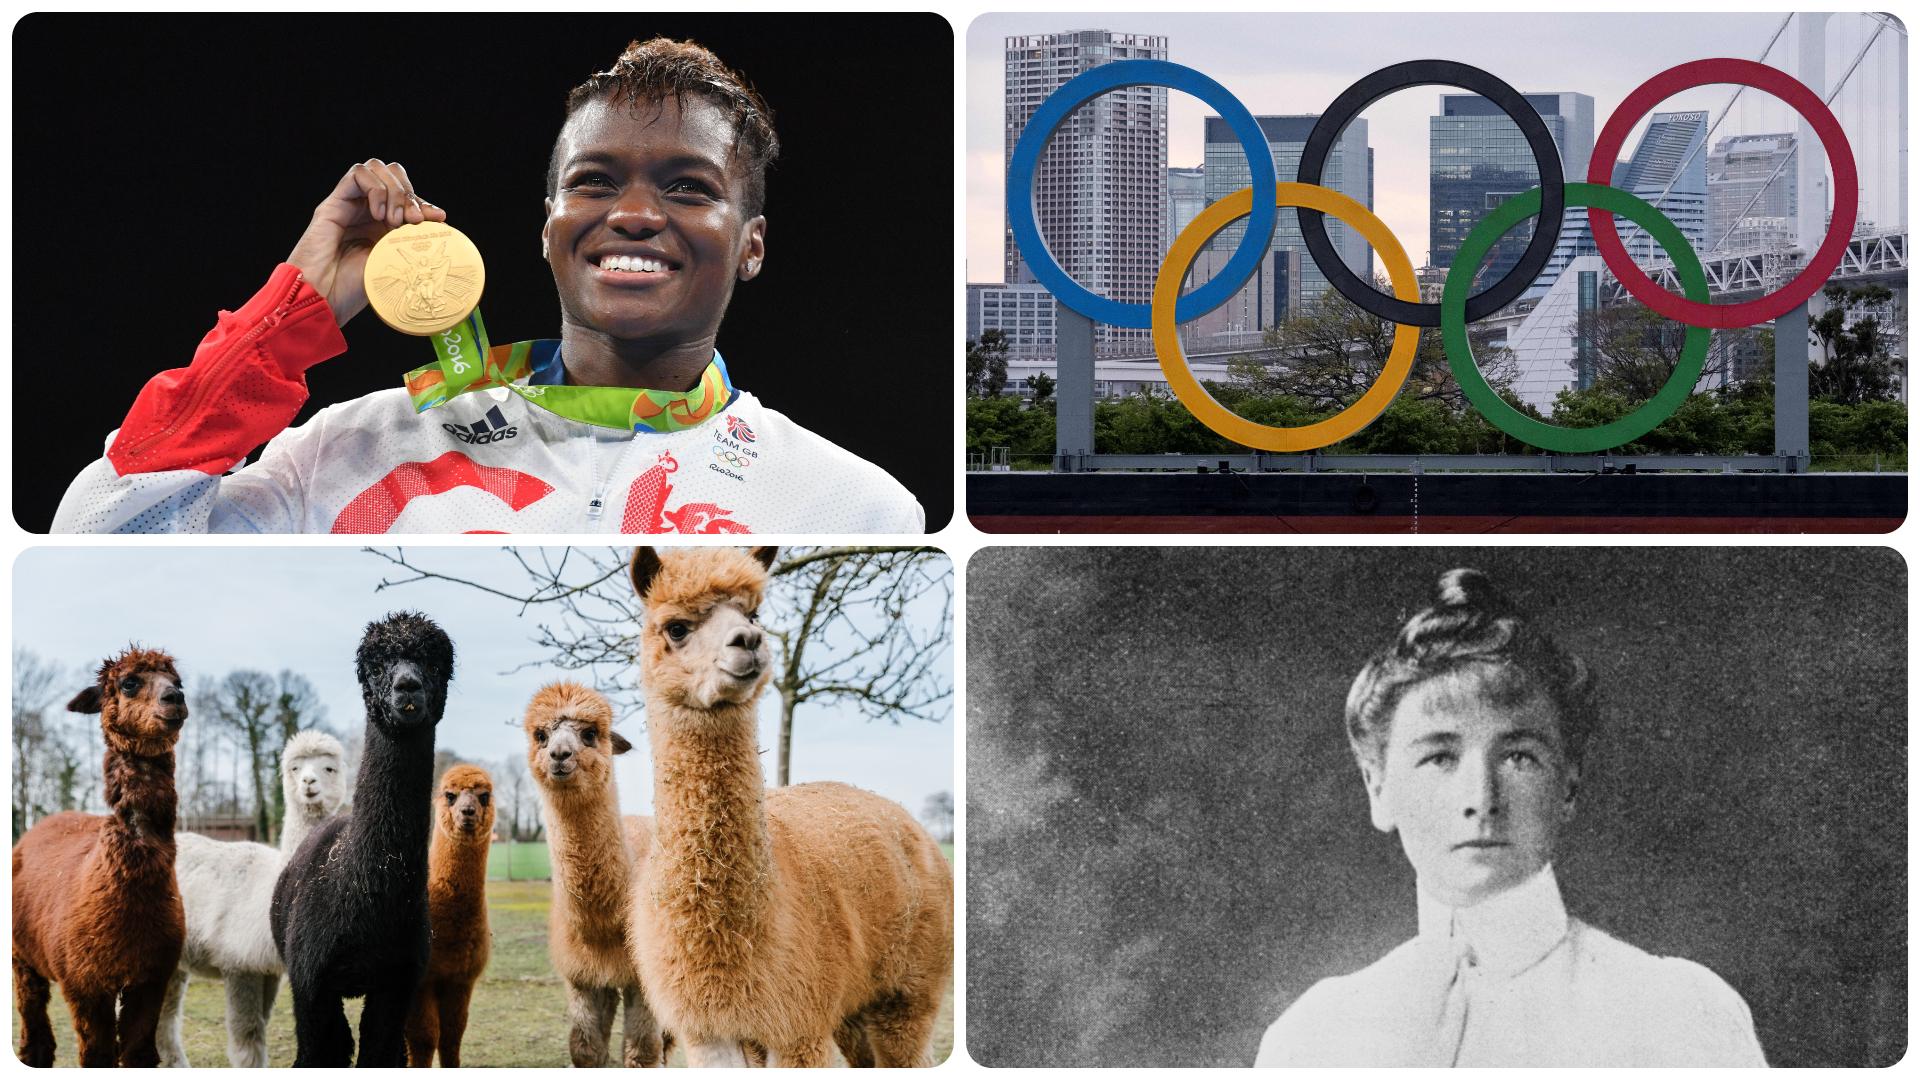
<box><xmin>288</xmin><ymin>158</ymin><xmax>447</xmax><ymax>327</ymax></box>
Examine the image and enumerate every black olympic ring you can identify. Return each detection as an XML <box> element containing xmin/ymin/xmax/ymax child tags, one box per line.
<box><xmin>1296</xmin><ymin>59</ymin><xmax>1565</xmax><ymax>327</ymax></box>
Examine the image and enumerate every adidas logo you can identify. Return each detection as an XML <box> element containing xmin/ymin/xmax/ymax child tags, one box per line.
<box><xmin>443</xmin><ymin>405</ymin><xmax>518</xmax><ymax>446</ymax></box>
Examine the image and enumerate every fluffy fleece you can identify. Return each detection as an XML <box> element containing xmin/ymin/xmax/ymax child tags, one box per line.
<box><xmin>157</xmin><ymin>729</ymin><xmax>347</xmax><ymax>1067</ymax></box>
<box><xmin>13</xmin><ymin>648</ymin><xmax>190</xmax><ymax>1067</ymax></box>
<box><xmin>627</xmin><ymin>547</ymin><xmax>954</xmax><ymax>1067</ymax></box>
<box><xmin>523</xmin><ymin>682</ymin><xmax>670</xmax><ymax>1067</ymax></box>
<box><xmin>404</xmin><ymin>763</ymin><xmax>496</xmax><ymax>1067</ymax></box>
<box><xmin>272</xmin><ymin>612</ymin><xmax>455</xmax><ymax>1066</ymax></box>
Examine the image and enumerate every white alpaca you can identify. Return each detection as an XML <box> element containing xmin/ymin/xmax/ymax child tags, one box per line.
<box><xmin>156</xmin><ymin>730</ymin><xmax>348</xmax><ymax>1068</ymax></box>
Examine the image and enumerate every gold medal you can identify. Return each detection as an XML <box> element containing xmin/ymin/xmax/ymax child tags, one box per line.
<box><xmin>363</xmin><ymin>222</ymin><xmax>486</xmax><ymax>335</ymax></box>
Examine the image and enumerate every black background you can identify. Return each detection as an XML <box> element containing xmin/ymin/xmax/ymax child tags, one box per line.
<box><xmin>13</xmin><ymin>14</ymin><xmax>954</xmax><ymax>532</ymax></box>
<box><xmin>968</xmin><ymin>547</ymin><xmax>1906</xmax><ymax>1067</ymax></box>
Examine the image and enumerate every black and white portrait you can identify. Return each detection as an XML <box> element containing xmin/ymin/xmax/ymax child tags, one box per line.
<box><xmin>966</xmin><ymin>547</ymin><xmax>1904</xmax><ymax>1067</ymax></box>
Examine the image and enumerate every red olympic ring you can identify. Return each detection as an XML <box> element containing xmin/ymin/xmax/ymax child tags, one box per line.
<box><xmin>1588</xmin><ymin>58</ymin><xmax>1857</xmax><ymax>330</ymax></box>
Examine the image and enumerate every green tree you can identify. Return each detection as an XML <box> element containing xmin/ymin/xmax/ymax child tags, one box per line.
<box><xmin>1024</xmin><ymin>372</ymin><xmax>1055</xmax><ymax>404</ymax></box>
<box><xmin>1246</xmin><ymin>281</ymin><xmax>1516</xmax><ymax>410</ymax></box>
<box><xmin>1809</xmin><ymin>283</ymin><xmax>1901</xmax><ymax>405</ymax></box>
<box><xmin>966</xmin><ymin>329</ymin><xmax>1010</xmax><ymax>398</ymax></box>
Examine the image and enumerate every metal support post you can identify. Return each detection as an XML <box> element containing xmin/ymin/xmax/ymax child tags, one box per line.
<box><xmin>1054</xmin><ymin>300</ymin><xmax>1095</xmax><ymax>472</ymax></box>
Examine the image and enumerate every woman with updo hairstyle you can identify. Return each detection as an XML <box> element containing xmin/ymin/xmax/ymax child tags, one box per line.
<box><xmin>1255</xmin><ymin>570</ymin><xmax>1765</xmax><ymax>1067</ymax></box>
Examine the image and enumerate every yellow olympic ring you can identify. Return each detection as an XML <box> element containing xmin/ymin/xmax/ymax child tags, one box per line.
<box><xmin>1152</xmin><ymin>182</ymin><xmax>1420</xmax><ymax>452</ymax></box>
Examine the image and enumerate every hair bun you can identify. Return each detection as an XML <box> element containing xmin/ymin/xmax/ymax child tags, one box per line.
<box><xmin>1434</xmin><ymin>568</ymin><xmax>1513</xmax><ymax>616</ymax></box>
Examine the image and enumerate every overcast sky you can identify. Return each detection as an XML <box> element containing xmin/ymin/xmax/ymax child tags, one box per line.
<box><xmin>13</xmin><ymin>547</ymin><xmax>953</xmax><ymax>821</ymax></box>
<box><xmin>967</xmin><ymin>11</ymin><xmax>1905</xmax><ymax>279</ymax></box>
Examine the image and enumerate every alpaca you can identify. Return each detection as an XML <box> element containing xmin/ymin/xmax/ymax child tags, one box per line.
<box><xmin>272</xmin><ymin>612</ymin><xmax>456</xmax><ymax>1066</ymax></box>
<box><xmin>522</xmin><ymin>682</ymin><xmax>670</xmax><ymax>1067</ymax></box>
<box><xmin>627</xmin><ymin>547</ymin><xmax>954</xmax><ymax>1068</ymax></box>
<box><xmin>12</xmin><ymin>648</ymin><xmax>190</xmax><ymax>1067</ymax></box>
<box><xmin>404</xmin><ymin>764</ymin><xmax>495</xmax><ymax>1067</ymax></box>
<box><xmin>157</xmin><ymin>729</ymin><xmax>348</xmax><ymax>1067</ymax></box>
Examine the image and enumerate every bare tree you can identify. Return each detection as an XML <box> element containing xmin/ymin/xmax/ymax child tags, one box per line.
<box><xmin>209</xmin><ymin>670</ymin><xmax>278</xmax><ymax>842</ymax></box>
<box><xmin>496</xmin><ymin>751</ymin><xmax>535</xmax><ymax>842</ymax></box>
<box><xmin>366</xmin><ymin>546</ymin><xmax>954</xmax><ymax>786</ymax></box>
<box><xmin>1574</xmin><ymin>301</ymin><xmax>1750</xmax><ymax>402</ymax></box>
<box><xmin>266</xmin><ymin>670</ymin><xmax>329</xmax><ymax>844</ymax></box>
<box><xmin>12</xmin><ymin>649</ymin><xmax>85</xmax><ymax>839</ymax></box>
<box><xmin>922</xmin><ymin>790</ymin><xmax>954</xmax><ymax>843</ymax></box>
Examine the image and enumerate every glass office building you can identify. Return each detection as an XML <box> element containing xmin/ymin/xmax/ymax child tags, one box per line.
<box><xmin>1198</xmin><ymin>115</ymin><xmax>1372</xmax><ymax>327</ymax></box>
<box><xmin>1430</xmin><ymin>92</ymin><xmax>1593</xmax><ymax>295</ymax></box>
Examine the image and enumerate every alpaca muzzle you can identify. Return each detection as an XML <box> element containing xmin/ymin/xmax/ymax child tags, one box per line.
<box><xmin>387</xmin><ymin>663</ymin><xmax>430</xmax><ymax>723</ymax></box>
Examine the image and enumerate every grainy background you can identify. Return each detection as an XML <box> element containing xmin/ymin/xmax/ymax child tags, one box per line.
<box><xmin>966</xmin><ymin>547</ymin><xmax>1906</xmax><ymax>1067</ymax></box>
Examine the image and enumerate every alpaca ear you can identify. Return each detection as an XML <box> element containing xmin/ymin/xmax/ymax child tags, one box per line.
<box><xmin>611</xmin><ymin>730</ymin><xmax>633</xmax><ymax>755</ymax></box>
<box><xmin>631</xmin><ymin>547</ymin><xmax>663</xmax><ymax>603</ymax></box>
<box><xmin>750</xmin><ymin>546</ymin><xmax>778</xmax><ymax>571</ymax></box>
<box><xmin>67</xmin><ymin>686</ymin><xmax>103</xmax><ymax>714</ymax></box>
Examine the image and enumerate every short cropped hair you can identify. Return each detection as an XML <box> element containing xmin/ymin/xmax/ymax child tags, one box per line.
<box><xmin>1344</xmin><ymin>569</ymin><xmax>1599</xmax><ymax>769</ymax></box>
<box><xmin>546</xmin><ymin>38</ymin><xmax>780</xmax><ymax>217</ymax></box>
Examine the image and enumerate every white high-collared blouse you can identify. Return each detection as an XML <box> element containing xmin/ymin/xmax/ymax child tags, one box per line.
<box><xmin>1256</xmin><ymin>867</ymin><xmax>1767</xmax><ymax>1067</ymax></box>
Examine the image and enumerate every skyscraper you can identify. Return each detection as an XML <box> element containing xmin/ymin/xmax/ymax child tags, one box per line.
<box><xmin>1198</xmin><ymin>115</ymin><xmax>1372</xmax><ymax>327</ymax></box>
<box><xmin>1165</xmin><ymin>166</ymin><xmax>1206</xmax><ymax>254</ymax></box>
<box><xmin>1707</xmin><ymin>133</ymin><xmax>1799</xmax><ymax>253</ymax></box>
<box><xmin>1611</xmin><ymin>110</ymin><xmax>1709</xmax><ymax>265</ymax></box>
<box><xmin>1004</xmin><ymin>30</ymin><xmax>1169</xmax><ymax>352</ymax></box>
<box><xmin>1430</xmin><ymin>92</ymin><xmax>1593</xmax><ymax>296</ymax></box>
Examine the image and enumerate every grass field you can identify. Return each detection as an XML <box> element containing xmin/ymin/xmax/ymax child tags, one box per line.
<box><xmin>485</xmin><ymin>840</ymin><xmax>553</xmax><ymax>881</ymax></box>
<box><xmin>21</xmin><ymin>878</ymin><xmax>954</xmax><ymax>1067</ymax></box>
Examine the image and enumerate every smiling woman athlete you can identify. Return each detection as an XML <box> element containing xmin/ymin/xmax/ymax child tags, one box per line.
<box><xmin>1255</xmin><ymin>570</ymin><xmax>1766</xmax><ymax>1067</ymax></box>
<box><xmin>53</xmin><ymin>39</ymin><xmax>922</xmax><ymax>534</ymax></box>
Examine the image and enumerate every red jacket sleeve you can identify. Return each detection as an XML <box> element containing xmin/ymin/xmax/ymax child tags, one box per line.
<box><xmin>106</xmin><ymin>263</ymin><xmax>348</xmax><ymax>476</ymax></box>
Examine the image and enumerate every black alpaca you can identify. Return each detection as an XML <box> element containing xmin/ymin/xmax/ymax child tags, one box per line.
<box><xmin>271</xmin><ymin>613</ymin><xmax>455</xmax><ymax>1067</ymax></box>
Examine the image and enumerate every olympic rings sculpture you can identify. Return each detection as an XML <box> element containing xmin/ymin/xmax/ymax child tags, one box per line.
<box><xmin>1007</xmin><ymin>57</ymin><xmax>1857</xmax><ymax>452</ymax></box>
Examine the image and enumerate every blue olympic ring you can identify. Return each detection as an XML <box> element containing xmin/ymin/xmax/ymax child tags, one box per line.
<box><xmin>1006</xmin><ymin>59</ymin><xmax>1277</xmax><ymax>329</ymax></box>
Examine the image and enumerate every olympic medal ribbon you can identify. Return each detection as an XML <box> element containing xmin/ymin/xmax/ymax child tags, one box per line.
<box><xmin>1153</xmin><ymin>183</ymin><xmax>1421</xmax><ymax>453</ymax></box>
<box><xmin>1007</xmin><ymin>59</ymin><xmax>1278</xmax><ymax>329</ymax></box>
<box><xmin>404</xmin><ymin>334</ymin><xmax>736</xmax><ymax>434</ymax></box>
<box><xmin>1443</xmin><ymin>183</ymin><xmax>1710</xmax><ymax>453</ymax></box>
<box><xmin>1588</xmin><ymin>58</ymin><xmax>1856</xmax><ymax>330</ymax></box>
<box><xmin>1298</xmin><ymin>60</ymin><xmax>1565</xmax><ymax>328</ymax></box>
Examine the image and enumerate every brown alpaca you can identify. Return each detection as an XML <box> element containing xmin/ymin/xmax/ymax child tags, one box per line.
<box><xmin>405</xmin><ymin>764</ymin><xmax>495</xmax><ymax>1067</ymax></box>
<box><xmin>523</xmin><ymin>682</ymin><xmax>669</xmax><ymax>1067</ymax></box>
<box><xmin>12</xmin><ymin>648</ymin><xmax>190</xmax><ymax>1067</ymax></box>
<box><xmin>627</xmin><ymin>547</ymin><xmax>954</xmax><ymax>1067</ymax></box>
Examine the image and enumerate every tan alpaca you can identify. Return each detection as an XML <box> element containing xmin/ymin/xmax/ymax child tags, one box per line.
<box><xmin>627</xmin><ymin>546</ymin><xmax>953</xmax><ymax>1068</ymax></box>
<box><xmin>405</xmin><ymin>764</ymin><xmax>494</xmax><ymax>1067</ymax></box>
<box><xmin>523</xmin><ymin>682</ymin><xmax>669</xmax><ymax>1067</ymax></box>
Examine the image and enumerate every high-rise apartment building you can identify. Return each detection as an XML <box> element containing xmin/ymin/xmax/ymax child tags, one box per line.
<box><xmin>1004</xmin><ymin>29</ymin><xmax>1169</xmax><ymax>352</ymax></box>
<box><xmin>1707</xmin><ymin>132</ymin><xmax>1798</xmax><ymax>253</ymax></box>
<box><xmin>1197</xmin><ymin>115</ymin><xmax>1372</xmax><ymax>330</ymax></box>
<box><xmin>1430</xmin><ymin>92</ymin><xmax>1593</xmax><ymax>297</ymax></box>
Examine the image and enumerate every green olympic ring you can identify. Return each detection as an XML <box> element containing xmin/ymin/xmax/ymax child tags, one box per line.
<box><xmin>1442</xmin><ymin>182</ymin><xmax>1710</xmax><ymax>454</ymax></box>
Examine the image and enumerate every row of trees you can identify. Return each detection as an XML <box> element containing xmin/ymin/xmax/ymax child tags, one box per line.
<box><xmin>12</xmin><ymin>651</ymin><xmax>330</xmax><ymax>844</ymax></box>
<box><xmin>367</xmin><ymin>546</ymin><xmax>954</xmax><ymax>789</ymax></box>
<box><xmin>11</xmin><ymin>649</ymin><xmax>548</xmax><ymax>847</ymax></box>
<box><xmin>967</xmin><ymin>282</ymin><xmax>1905</xmax><ymax>462</ymax></box>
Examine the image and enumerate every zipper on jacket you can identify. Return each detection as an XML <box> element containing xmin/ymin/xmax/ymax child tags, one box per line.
<box><xmin>117</xmin><ymin>279</ymin><xmax>325</xmax><ymax>461</ymax></box>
